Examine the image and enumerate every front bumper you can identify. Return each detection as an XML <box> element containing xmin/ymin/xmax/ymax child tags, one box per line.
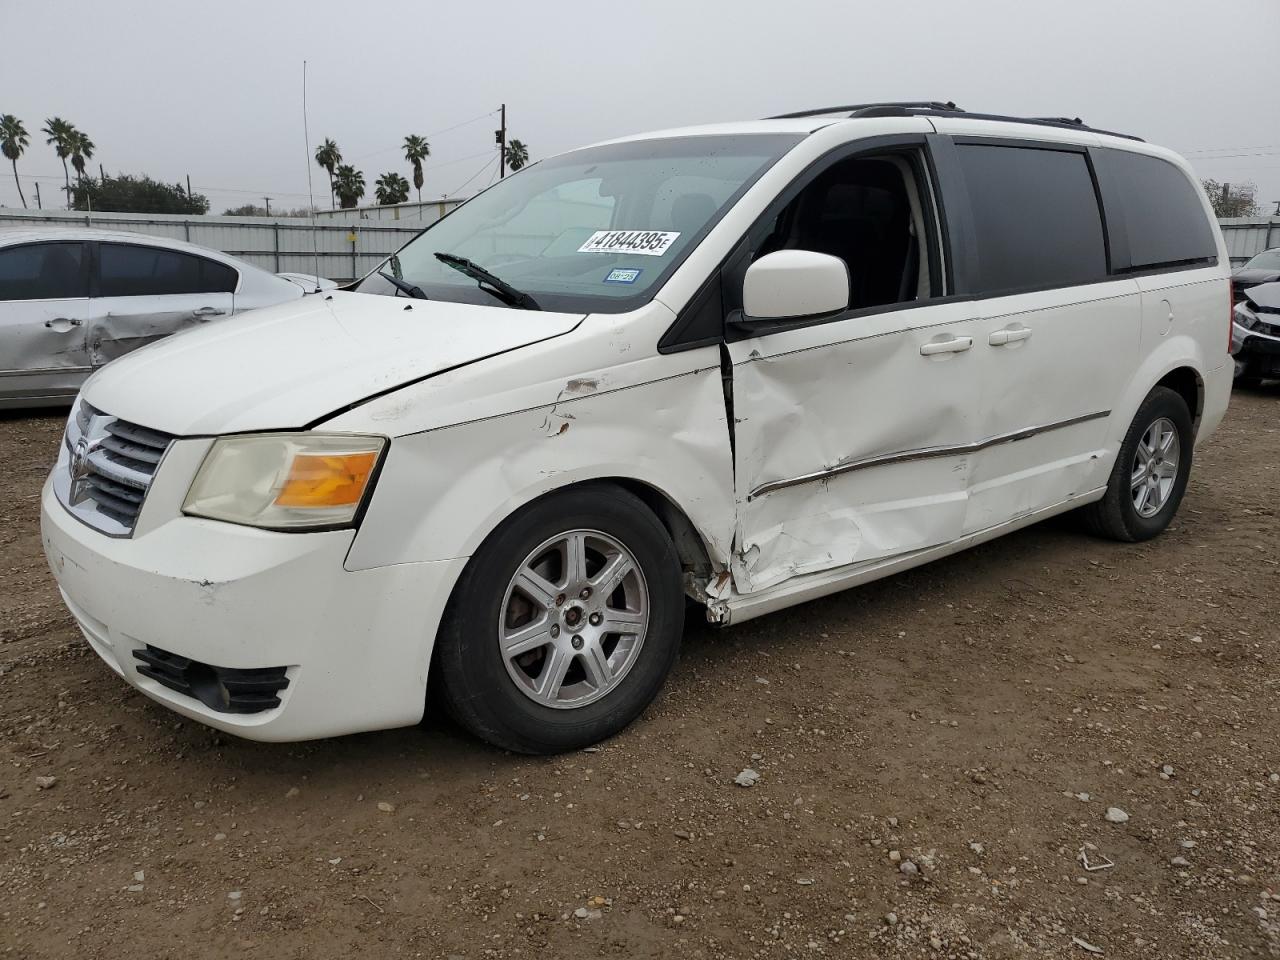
<box><xmin>40</xmin><ymin>473</ymin><xmax>465</xmax><ymax>741</ymax></box>
<box><xmin>1231</xmin><ymin>321</ymin><xmax>1280</xmax><ymax>376</ymax></box>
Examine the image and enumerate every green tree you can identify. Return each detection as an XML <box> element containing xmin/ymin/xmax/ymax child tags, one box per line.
<box><xmin>68</xmin><ymin>129</ymin><xmax>94</xmax><ymax>187</ymax></box>
<box><xmin>1202</xmin><ymin>178</ymin><xmax>1260</xmax><ymax>219</ymax></box>
<box><xmin>314</xmin><ymin>138</ymin><xmax>342</xmax><ymax>210</ymax></box>
<box><xmin>403</xmin><ymin>134</ymin><xmax>430</xmax><ymax>203</ymax></box>
<box><xmin>504</xmin><ymin>138</ymin><xmax>530</xmax><ymax>173</ymax></box>
<box><xmin>72</xmin><ymin>173</ymin><xmax>209</xmax><ymax>214</ymax></box>
<box><xmin>42</xmin><ymin>116</ymin><xmax>77</xmax><ymax>206</ymax></box>
<box><xmin>1</xmin><ymin>114</ymin><xmax>31</xmax><ymax>208</ymax></box>
<box><xmin>332</xmin><ymin>164</ymin><xmax>365</xmax><ymax>209</ymax></box>
<box><xmin>374</xmin><ymin>171</ymin><xmax>410</xmax><ymax>205</ymax></box>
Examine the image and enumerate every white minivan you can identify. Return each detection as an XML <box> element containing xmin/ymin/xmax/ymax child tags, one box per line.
<box><xmin>41</xmin><ymin>103</ymin><xmax>1231</xmax><ymax>753</ymax></box>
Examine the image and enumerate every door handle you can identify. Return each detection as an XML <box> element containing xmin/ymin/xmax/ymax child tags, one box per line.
<box><xmin>920</xmin><ymin>336</ymin><xmax>973</xmax><ymax>356</ymax></box>
<box><xmin>192</xmin><ymin>306</ymin><xmax>225</xmax><ymax>318</ymax></box>
<box><xmin>43</xmin><ymin>317</ymin><xmax>83</xmax><ymax>329</ymax></box>
<box><xmin>989</xmin><ymin>327</ymin><xmax>1032</xmax><ymax>346</ymax></box>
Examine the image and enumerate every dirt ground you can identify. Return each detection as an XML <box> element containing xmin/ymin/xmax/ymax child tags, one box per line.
<box><xmin>2</xmin><ymin>389</ymin><xmax>1278</xmax><ymax>960</ymax></box>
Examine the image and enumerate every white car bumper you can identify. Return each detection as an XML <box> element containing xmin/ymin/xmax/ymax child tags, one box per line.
<box><xmin>40</xmin><ymin>473</ymin><xmax>465</xmax><ymax>741</ymax></box>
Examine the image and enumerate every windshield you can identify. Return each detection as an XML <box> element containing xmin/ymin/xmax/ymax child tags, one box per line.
<box><xmin>1244</xmin><ymin>249</ymin><xmax>1280</xmax><ymax>272</ymax></box>
<box><xmin>353</xmin><ymin>134</ymin><xmax>802</xmax><ymax>313</ymax></box>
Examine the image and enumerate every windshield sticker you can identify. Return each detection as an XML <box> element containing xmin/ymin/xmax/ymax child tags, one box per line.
<box><xmin>578</xmin><ymin>230</ymin><xmax>680</xmax><ymax>257</ymax></box>
<box><xmin>604</xmin><ymin>268</ymin><xmax>643</xmax><ymax>284</ymax></box>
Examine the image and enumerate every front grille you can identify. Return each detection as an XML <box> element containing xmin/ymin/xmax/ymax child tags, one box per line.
<box><xmin>59</xmin><ymin>402</ymin><xmax>174</xmax><ymax>536</ymax></box>
<box><xmin>132</xmin><ymin>645</ymin><xmax>290</xmax><ymax>714</ymax></box>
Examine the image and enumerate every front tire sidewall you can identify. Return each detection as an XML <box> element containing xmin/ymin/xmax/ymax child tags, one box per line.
<box><xmin>436</xmin><ymin>486</ymin><xmax>683</xmax><ymax>754</ymax></box>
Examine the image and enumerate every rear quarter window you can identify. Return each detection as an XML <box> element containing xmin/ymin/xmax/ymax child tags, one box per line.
<box><xmin>98</xmin><ymin>243</ymin><xmax>239</xmax><ymax>297</ymax></box>
<box><xmin>955</xmin><ymin>144</ymin><xmax>1108</xmax><ymax>294</ymax></box>
<box><xmin>1093</xmin><ymin>149</ymin><xmax>1218</xmax><ymax>271</ymax></box>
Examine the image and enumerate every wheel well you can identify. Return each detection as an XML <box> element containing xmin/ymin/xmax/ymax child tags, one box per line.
<box><xmin>1155</xmin><ymin>367</ymin><xmax>1204</xmax><ymax>430</ymax></box>
<box><xmin>607</xmin><ymin>478</ymin><xmax>716</xmax><ymax>586</ymax></box>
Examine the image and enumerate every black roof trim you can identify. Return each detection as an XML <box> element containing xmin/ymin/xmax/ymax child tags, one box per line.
<box><xmin>766</xmin><ymin>102</ymin><xmax>1143</xmax><ymax>142</ymax></box>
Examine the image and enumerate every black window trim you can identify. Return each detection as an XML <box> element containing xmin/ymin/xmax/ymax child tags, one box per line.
<box><xmin>89</xmin><ymin>240</ymin><xmax>241</xmax><ymax>299</ymax></box>
<box><xmin>660</xmin><ymin>133</ymin><xmax>952</xmax><ymax>351</ymax></box>
<box><xmin>0</xmin><ymin>239</ymin><xmax>92</xmax><ymax>303</ymax></box>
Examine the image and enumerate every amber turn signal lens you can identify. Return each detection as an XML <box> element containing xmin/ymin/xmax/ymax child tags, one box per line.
<box><xmin>274</xmin><ymin>451</ymin><xmax>378</xmax><ymax>508</ymax></box>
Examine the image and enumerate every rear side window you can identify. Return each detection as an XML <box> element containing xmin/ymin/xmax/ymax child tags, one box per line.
<box><xmin>98</xmin><ymin>244</ymin><xmax>239</xmax><ymax>297</ymax></box>
<box><xmin>1094</xmin><ymin>149</ymin><xmax>1217</xmax><ymax>271</ymax></box>
<box><xmin>955</xmin><ymin>144</ymin><xmax>1107</xmax><ymax>294</ymax></box>
<box><xmin>0</xmin><ymin>242</ymin><xmax>88</xmax><ymax>301</ymax></box>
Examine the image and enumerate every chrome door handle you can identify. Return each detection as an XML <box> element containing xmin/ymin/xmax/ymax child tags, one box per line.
<box><xmin>989</xmin><ymin>327</ymin><xmax>1032</xmax><ymax>346</ymax></box>
<box><xmin>192</xmin><ymin>306</ymin><xmax>225</xmax><ymax>317</ymax></box>
<box><xmin>44</xmin><ymin>317</ymin><xmax>83</xmax><ymax>329</ymax></box>
<box><xmin>920</xmin><ymin>336</ymin><xmax>973</xmax><ymax>356</ymax></box>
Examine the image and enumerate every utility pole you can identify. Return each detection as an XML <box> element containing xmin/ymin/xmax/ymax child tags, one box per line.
<box><xmin>496</xmin><ymin>103</ymin><xmax>507</xmax><ymax>179</ymax></box>
<box><xmin>187</xmin><ymin>174</ymin><xmax>192</xmax><ymax>197</ymax></box>
<box><xmin>1221</xmin><ymin>182</ymin><xmax>1231</xmax><ymax>215</ymax></box>
<box><xmin>264</xmin><ymin>196</ymin><xmax>272</xmax><ymax>215</ymax></box>
<box><xmin>34</xmin><ymin>182</ymin><xmax>41</xmax><ymax>209</ymax></box>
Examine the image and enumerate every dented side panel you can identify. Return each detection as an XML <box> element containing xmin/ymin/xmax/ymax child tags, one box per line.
<box><xmin>727</xmin><ymin>301</ymin><xmax>983</xmax><ymax>593</ymax></box>
<box><xmin>88</xmin><ymin>295</ymin><xmax>234</xmax><ymax>366</ymax></box>
<box><xmin>342</xmin><ymin>347</ymin><xmax>735</xmax><ymax>572</ymax></box>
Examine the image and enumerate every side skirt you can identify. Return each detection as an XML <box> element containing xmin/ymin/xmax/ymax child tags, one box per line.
<box><xmin>707</xmin><ymin>486</ymin><xmax>1107</xmax><ymax>626</ymax></box>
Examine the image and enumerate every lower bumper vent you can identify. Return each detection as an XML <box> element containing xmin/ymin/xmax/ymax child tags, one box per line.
<box><xmin>132</xmin><ymin>645</ymin><xmax>289</xmax><ymax>714</ymax></box>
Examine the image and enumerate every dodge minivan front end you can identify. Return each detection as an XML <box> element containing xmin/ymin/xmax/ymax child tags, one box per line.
<box><xmin>41</xmin><ymin>398</ymin><xmax>463</xmax><ymax>740</ymax></box>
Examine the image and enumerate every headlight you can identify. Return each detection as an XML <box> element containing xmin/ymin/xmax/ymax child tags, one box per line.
<box><xmin>1234</xmin><ymin>303</ymin><xmax>1259</xmax><ymax>330</ymax></box>
<box><xmin>183</xmin><ymin>433</ymin><xmax>386</xmax><ymax>530</ymax></box>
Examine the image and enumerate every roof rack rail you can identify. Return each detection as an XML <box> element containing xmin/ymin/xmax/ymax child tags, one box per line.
<box><xmin>769</xmin><ymin>101</ymin><xmax>960</xmax><ymax>120</ymax></box>
<box><xmin>768</xmin><ymin>102</ymin><xmax>1143</xmax><ymax>142</ymax></box>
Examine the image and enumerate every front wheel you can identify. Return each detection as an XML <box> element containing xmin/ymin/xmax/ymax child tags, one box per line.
<box><xmin>1078</xmin><ymin>386</ymin><xmax>1194</xmax><ymax>542</ymax></box>
<box><xmin>435</xmin><ymin>484</ymin><xmax>684</xmax><ymax>754</ymax></box>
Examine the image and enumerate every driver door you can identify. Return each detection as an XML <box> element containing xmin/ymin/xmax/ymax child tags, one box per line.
<box><xmin>725</xmin><ymin>141</ymin><xmax>982</xmax><ymax>594</ymax></box>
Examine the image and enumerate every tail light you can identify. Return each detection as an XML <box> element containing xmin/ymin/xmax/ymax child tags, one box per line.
<box><xmin>1228</xmin><ymin>280</ymin><xmax>1235</xmax><ymax>355</ymax></box>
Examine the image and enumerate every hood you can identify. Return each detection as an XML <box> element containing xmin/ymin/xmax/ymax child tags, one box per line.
<box><xmin>1233</xmin><ymin>268</ymin><xmax>1280</xmax><ymax>286</ymax></box>
<box><xmin>82</xmin><ymin>291</ymin><xmax>585</xmax><ymax>435</ymax></box>
<box><xmin>1244</xmin><ymin>281</ymin><xmax>1280</xmax><ymax>311</ymax></box>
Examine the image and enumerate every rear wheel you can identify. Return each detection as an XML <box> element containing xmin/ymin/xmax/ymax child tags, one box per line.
<box><xmin>435</xmin><ymin>484</ymin><xmax>683</xmax><ymax>754</ymax></box>
<box><xmin>1079</xmin><ymin>386</ymin><xmax>1193</xmax><ymax>542</ymax></box>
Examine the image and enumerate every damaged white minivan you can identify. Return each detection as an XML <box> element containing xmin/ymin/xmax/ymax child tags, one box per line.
<box><xmin>42</xmin><ymin>103</ymin><xmax>1231</xmax><ymax>753</ymax></box>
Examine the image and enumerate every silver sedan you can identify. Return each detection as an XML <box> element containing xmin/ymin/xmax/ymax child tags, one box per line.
<box><xmin>0</xmin><ymin>227</ymin><xmax>321</xmax><ymax>409</ymax></box>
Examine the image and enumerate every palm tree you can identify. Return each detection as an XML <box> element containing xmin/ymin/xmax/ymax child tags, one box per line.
<box><xmin>402</xmin><ymin>134</ymin><xmax>430</xmax><ymax>203</ymax></box>
<box><xmin>504</xmin><ymin>139</ymin><xmax>530</xmax><ymax>173</ymax></box>
<box><xmin>43</xmin><ymin>117</ymin><xmax>77</xmax><ymax>206</ymax></box>
<box><xmin>314</xmin><ymin>138</ymin><xmax>342</xmax><ymax>210</ymax></box>
<box><xmin>69</xmin><ymin>130</ymin><xmax>95</xmax><ymax>186</ymax></box>
<box><xmin>1</xmin><ymin>114</ymin><xmax>30</xmax><ymax>208</ymax></box>
<box><xmin>374</xmin><ymin>171</ymin><xmax>410</xmax><ymax>206</ymax></box>
<box><xmin>332</xmin><ymin>164</ymin><xmax>365</xmax><ymax>209</ymax></box>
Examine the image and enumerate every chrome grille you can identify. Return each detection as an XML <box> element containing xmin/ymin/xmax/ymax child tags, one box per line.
<box><xmin>55</xmin><ymin>401</ymin><xmax>174</xmax><ymax>537</ymax></box>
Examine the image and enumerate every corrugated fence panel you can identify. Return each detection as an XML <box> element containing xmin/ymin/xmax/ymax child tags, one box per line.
<box><xmin>1219</xmin><ymin>218</ymin><xmax>1280</xmax><ymax>265</ymax></box>
<box><xmin>7</xmin><ymin>208</ymin><xmax>1276</xmax><ymax>273</ymax></box>
<box><xmin>0</xmin><ymin>209</ymin><xmax>423</xmax><ymax>281</ymax></box>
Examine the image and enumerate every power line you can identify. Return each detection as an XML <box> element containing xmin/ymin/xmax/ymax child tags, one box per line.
<box><xmin>347</xmin><ymin>109</ymin><xmax>501</xmax><ymax>163</ymax></box>
<box><xmin>452</xmin><ymin>155</ymin><xmax>498</xmax><ymax>196</ymax></box>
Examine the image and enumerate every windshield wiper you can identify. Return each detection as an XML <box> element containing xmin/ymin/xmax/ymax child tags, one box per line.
<box><xmin>378</xmin><ymin>270</ymin><xmax>428</xmax><ymax>300</ymax></box>
<box><xmin>434</xmin><ymin>253</ymin><xmax>540</xmax><ymax>310</ymax></box>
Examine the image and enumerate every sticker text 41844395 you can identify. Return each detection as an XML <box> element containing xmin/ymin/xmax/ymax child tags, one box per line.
<box><xmin>578</xmin><ymin>230</ymin><xmax>680</xmax><ymax>257</ymax></box>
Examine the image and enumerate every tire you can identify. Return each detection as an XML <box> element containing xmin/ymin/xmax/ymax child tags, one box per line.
<box><xmin>1078</xmin><ymin>386</ymin><xmax>1193</xmax><ymax>542</ymax></box>
<box><xmin>435</xmin><ymin>484</ymin><xmax>684</xmax><ymax>754</ymax></box>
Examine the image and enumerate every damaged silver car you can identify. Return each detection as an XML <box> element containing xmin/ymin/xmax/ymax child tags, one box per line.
<box><xmin>0</xmin><ymin>228</ymin><xmax>313</xmax><ymax>409</ymax></box>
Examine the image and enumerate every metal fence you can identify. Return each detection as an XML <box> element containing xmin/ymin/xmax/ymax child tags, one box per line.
<box><xmin>0</xmin><ymin>208</ymin><xmax>434</xmax><ymax>282</ymax></box>
<box><xmin>1219</xmin><ymin>217</ymin><xmax>1280</xmax><ymax>265</ymax></box>
<box><xmin>311</xmin><ymin>198</ymin><xmax>467</xmax><ymax>223</ymax></box>
<box><xmin>4</xmin><ymin>206</ymin><xmax>1277</xmax><ymax>276</ymax></box>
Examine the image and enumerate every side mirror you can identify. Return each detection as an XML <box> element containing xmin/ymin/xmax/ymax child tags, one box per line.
<box><xmin>742</xmin><ymin>250</ymin><xmax>849</xmax><ymax>323</ymax></box>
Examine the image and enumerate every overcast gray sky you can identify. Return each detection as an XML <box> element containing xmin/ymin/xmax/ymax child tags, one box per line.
<box><xmin>2</xmin><ymin>0</ymin><xmax>1277</xmax><ymax>215</ymax></box>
